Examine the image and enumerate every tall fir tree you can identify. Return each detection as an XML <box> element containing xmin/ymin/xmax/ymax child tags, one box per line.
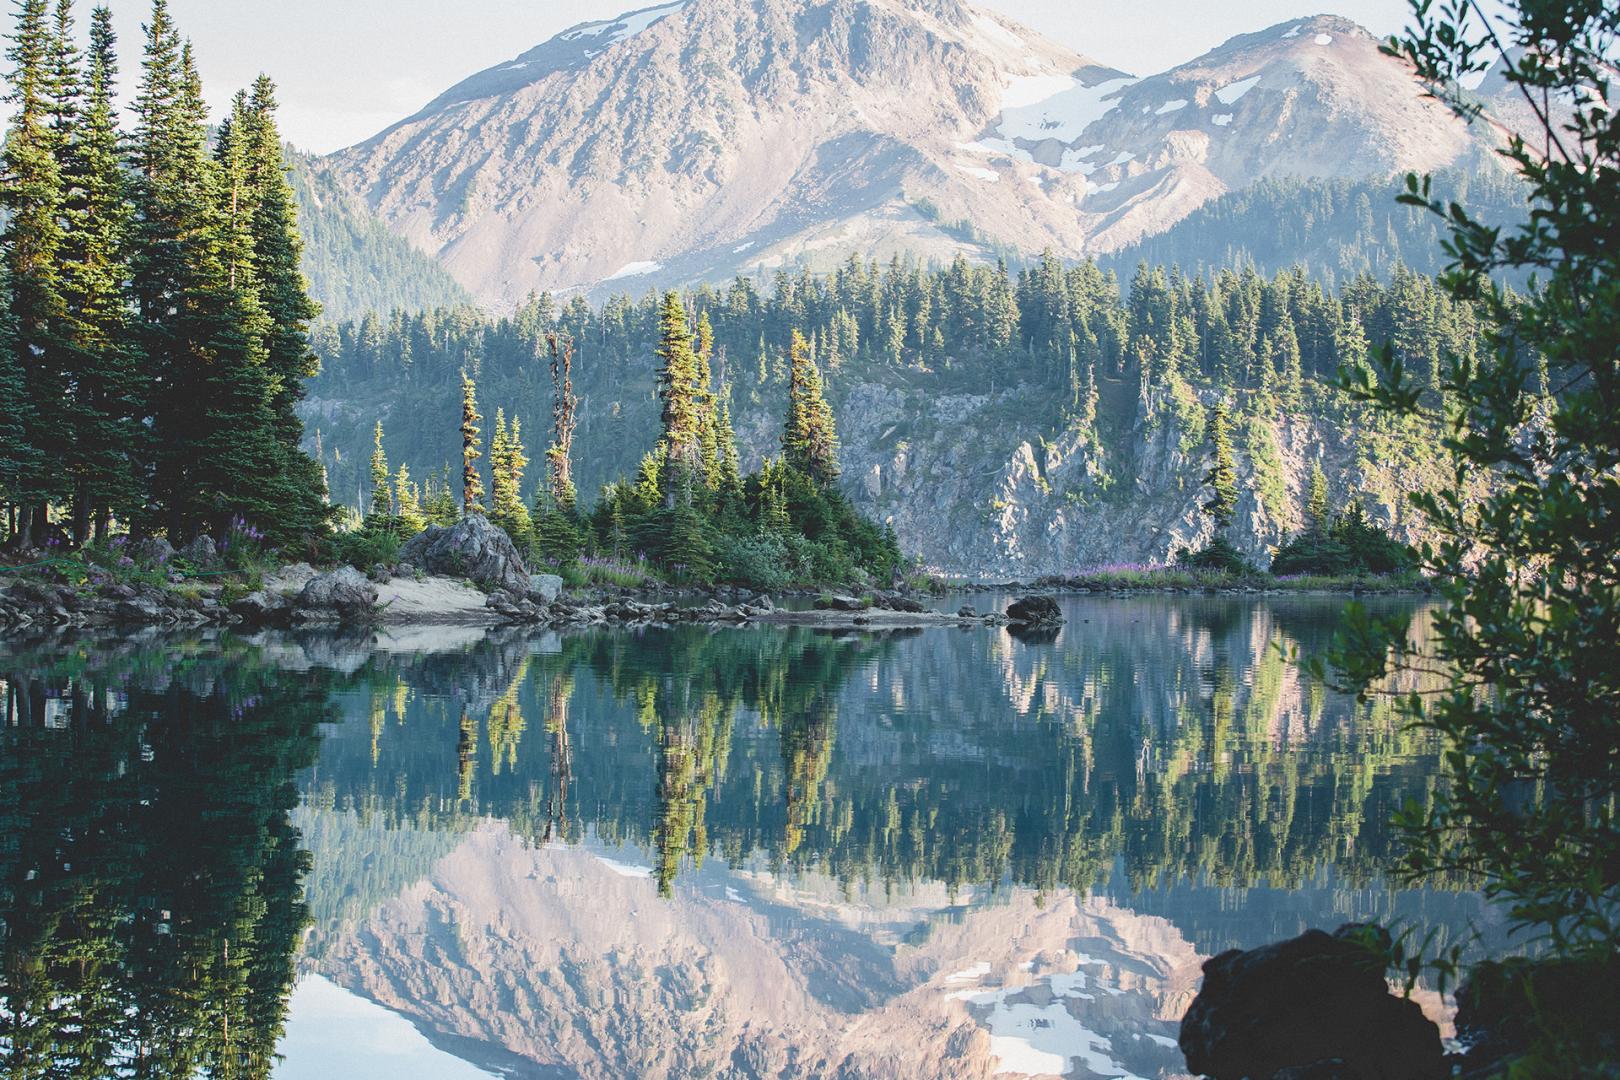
<box><xmin>782</xmin><ymin>328</ymin><xmax>839</xmax><ymax>485</ymax></box>
<box><xmin>460</xmin><ymin>369</ymin><xmax>484</xmax><ymax>514</ymax></box>
<box><xmin>654</xmin><ymin>291</ymin><xmax>704</xmax><ymax>498</ymax></box>
<box><xmin>1305</xmin><ymin>460</ymin><xmax>1329</xmax><ymax>533</ymax></box>
<box><xmin>58</xmin><ymin>4</ymin><xmax>139</xmax><ymax>541</ymax></box>
<box><xmin>367</xmin><ymin>420</ymin><xmax>390</xmax><ymax>523</ymax></box>
<box><xmin>242</xmin><ymin>75</ymin><xmax>327</xmax><ymax>538</ymax></box>
<box><xmin>1203</xmin><ymin>402</ymin><xmax>1239</xmax><ymax>531</ymax></box>
<box><xmin>1</xmin><ymin>0</ymin><xmax>68</xmax><ymax>545</ymax></box>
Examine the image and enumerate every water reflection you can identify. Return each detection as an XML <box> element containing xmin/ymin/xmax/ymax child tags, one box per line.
<box><xmin>0</xmin><ymin>599</ymin><xmax>1505</xmax><ymax>1079</ymax></box>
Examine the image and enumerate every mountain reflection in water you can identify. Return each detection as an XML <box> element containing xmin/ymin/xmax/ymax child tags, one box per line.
<box><xmin>0</xmin><ymin>597</ymin><xmax>1507</xmax><ymax>1079</ymax></box>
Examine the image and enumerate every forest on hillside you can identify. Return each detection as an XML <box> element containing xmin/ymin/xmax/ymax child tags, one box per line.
<box><xmin>306</xmin><ymin>253</ymin><xmax>1502</xmax><ymax>554</ymax></box>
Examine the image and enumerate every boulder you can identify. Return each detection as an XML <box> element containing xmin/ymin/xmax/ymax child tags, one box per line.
<box><xmin>180</xmin><ymin>535</ymin><xmax>219</xmax><ymax>566</ymax></box>
<box><xmin>1006</xmin><ymin>595</ymin><xmax>1064</xmax><ymax>626</ymax></box>
<box><xmin>230</xmin><ymin>590</ymin><xmax>291</xmax><ymax>625</ymax></box>
<box><xmin>1179</xmin><ymin>924</ymin><xmax>1445</xmax><ymax>1080</ymax></box>
<box><xmin>398</xmin><ymin>515</ymin><xmax>530</xmax><ymax>594</ymax></box>
<box><xmin>294</xmin><ymin>567</ymin><xmax>378</xmax><ymax>622</ymax></box>
<box><xmin>132</xmin><ymin>537</ymin><xmax>175</xmax><ymax>567</ymax></box>
<box><xmin>529</xmin><ymin>573</ymin><xmax>564</xmax><ymax>603</ymax></box>
<box><xmin>815</xmin><ymin>594</ymin><xmax>867</xmax><ymax>612</ymax></box>
<box><xmin>957</xmin><ymin>604</ymin><xmax>978</xmax><ymax>618</ymax></box>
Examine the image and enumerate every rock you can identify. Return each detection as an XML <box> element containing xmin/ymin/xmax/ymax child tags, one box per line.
<box><xmin>957</xmin><ymin>604</ymin><xmax>978</xmax><ymax>618</ymax></box>
<box><xmin>876</xmin><ymin>592</ymin><xmax>925</xmax><ymax>613</ymax></box>
<box><xmin>1006</xmin><ymin>595</ymin><xmax>1064</xmax><ymax>625</ymax></box>
<box><xmin>230</xmin><ymin>590</ymin><xmax>290</xmax><ymax>625</ymax></box>
<box><xmin>132</xmin><ymin>537</ymin><xmax>175</xmax><ymax>566</ymax></box>
<box><xmin>752</xmin><ymin>593</ymin><xmax>776</xmax><ymax>611</ymax></box>
<box><xmin>398</xmin><ymin>515</ymin><xmax>530</xmax><ymax>594</ymax></box>
<box><xmin>529</xmin><ymin>573</ymin><xmax>564</xmax><ymax>603</ymax></box>
<box><xmin>1179</xmin><ymin>924</ymin><xmax>1444</xmax><ymax>1080</ymax></box>
<box><xmin>294</xmin><ymin>567</ymin><xmax>378</xmax><ymax>622</ymax></box>
<box><xmin>263</xmin><ymin>562</ymin><xmax>319</xmax><ymax>596</ymax></box>
<box><xmin>815</xmin><ymin>594</ymin><xmax>867</xmax><ymax>612</ymax></box>
<box><xmin>368</xmin><ymin>562</ymin><xmax>394</xmax><ymax>583</ymax></box>
<box><xmin>179</xmin><ymin>535</ymin><xmax>218</xmax><ymax>566</ymax></box>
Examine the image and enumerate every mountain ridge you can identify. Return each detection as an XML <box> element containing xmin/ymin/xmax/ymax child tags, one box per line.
<box><xmin>315</xmin><ymin>0</ymin><xmax>1514</xmax><ymax>309</ymax></box>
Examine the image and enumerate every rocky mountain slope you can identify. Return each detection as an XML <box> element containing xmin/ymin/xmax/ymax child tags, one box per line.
<box><xmin>315</xmin><ymin>0</ymin><xmax>1511</xmax><ymax>308</ymax></box>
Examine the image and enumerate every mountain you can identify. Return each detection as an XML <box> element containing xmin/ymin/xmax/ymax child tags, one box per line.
<box><xmin>315</xmin><ymin>0</ymin><xmax>1507</xmax><ymax>307</ymax></box>
<box><xmin>287</xmin><ymin>149</ymin><xmax>475</xmax><ymax>322</ymax></box>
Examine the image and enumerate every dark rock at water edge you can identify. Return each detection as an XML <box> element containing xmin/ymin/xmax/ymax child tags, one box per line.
<box><xmin>1006</xmin><ymin>595</ymin><xmax>1064</xmax><ymax>625</ymax></box>
<box><xmin>1450</xmin><ymin>954</ymin><xmax>1620</xmax><ymax>1077</ymax></box>
<box><xmin>398</xmin><ymin>515</ymin><xmax>531</xmax><ymax>594</ymax></box>
<box><xmin>1179</xmin><ymin>923</ymin><xmax>1444</xmax><ymax>1080</ymax></box>
<box><xmin>293</xmin><ymin>567</ymin><xmax>378</xmax><ymax>623</ymax></box>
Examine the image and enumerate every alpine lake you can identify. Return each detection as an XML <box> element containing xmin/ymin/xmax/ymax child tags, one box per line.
<box><xmin>0</xmin><ymin>593</ymin><xmax>1505</xmax><ymax>1079</ymax></box>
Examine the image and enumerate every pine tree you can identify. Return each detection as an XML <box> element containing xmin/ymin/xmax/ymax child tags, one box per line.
<box><xmin>460</xmin><ymin>369</ymin><xmax>484</xmax><ymax>514</ymax></box>
<box><xmin>394</xmin><ymin>461</ymin><xmax>425</xmax><ymax>535</ymax></box>
<box><xmin>782</xmin><ymin>329</ymin><xmax>839</xmax><ymax>485</ymax></box>
<box><xmin>58</xmin><ymin>3</ymin><xmax>139</xmax><ymax>542</ymax></box>
<box><xmin>1203</xmin><ymin>402</ymin><xmax>1239</xmax><ymax>531</ymax></box>
<box><xmin>654</xmin><ymin>291</ymin><xmax>704</xmax><ymax>495</ymax></box>
<box><xmin>1</xmin><ymin>0</ymin><xmax>69</xmax><ymax>546</ymax></box>
<box><xmin>240</xmin><ymin>75</ymin><xmax>328</xmax><ymax>540</ymax></box>
<box><xmin>368</xmin><ymin>420</ymin><xmax>391</xmax><ymax>524</ymax></box>
<box><xmin>0</xmin><ymin>280</ymin><xmax>35</xmax><ymax>525</ymax></box>
<box><xmin>713</xmin><ymin>382</ymin><xmax>742</xmax><ymax>498</ymax></box>
<box><xmin>1305</xmin><ymin>460</ymin><xmax>1329</xmax><ymax>534</ymax></box>
<box><xmin>490</xmin><ymin>408</ymin><xmax>532</xmax><ymax>541</ymax></box>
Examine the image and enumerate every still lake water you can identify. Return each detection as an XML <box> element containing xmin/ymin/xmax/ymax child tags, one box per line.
<box><xmin>0</xmin><ymin>596</ymin><xmax>1504</xmax><ymax>1079</ymax></box>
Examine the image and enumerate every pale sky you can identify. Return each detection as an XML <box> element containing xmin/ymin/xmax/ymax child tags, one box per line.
<box><xmin>48</xmin><ymin>0</ymin><xmax>1420</xmax><ymax>154</ymax></box>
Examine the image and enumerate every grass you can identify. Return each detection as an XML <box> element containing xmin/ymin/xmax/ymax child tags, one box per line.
<box><xmin>560</xmin><ymin>555</ymin><xmax>658</xmax><ymax>590</ymax></box>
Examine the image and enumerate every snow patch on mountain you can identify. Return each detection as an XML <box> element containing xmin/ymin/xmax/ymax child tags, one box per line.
<box><xmin>996</xmin><ymin>74</ymin><xmax>1135</xmax><ymax>144</ymax></box>
<box><xmin>1214</xmin><ymin>75</ymin><xmax>1261</xmax><ymax>104</ymax></box>
<box><xmin>603</xmin><ymin>261</ymin><xmax>663</xmax><ymax>281</ymax></box>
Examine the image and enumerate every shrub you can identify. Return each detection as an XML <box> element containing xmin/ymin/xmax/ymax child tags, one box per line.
<box><xmin>1177</xmin><ymin>536</ymin><xmax>1254</xmax><ymax>574</ymax></box>
<box><xmin>714</xmin><ymin>534</ymin><xmax>791</xmax><ymax>590</ymax></box>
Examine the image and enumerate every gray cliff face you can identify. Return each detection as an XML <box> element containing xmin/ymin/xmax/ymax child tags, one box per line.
<box><xmin>742</xmin><ymin>373</ymin><xmax>1418</xmax><ymax>577</ymax></box>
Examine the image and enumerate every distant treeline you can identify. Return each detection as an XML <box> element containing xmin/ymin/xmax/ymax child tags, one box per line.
<box><xmin>307</xmin><ymin>253</ymin><xmax>1499</xmax><ymax>510</ymax></box>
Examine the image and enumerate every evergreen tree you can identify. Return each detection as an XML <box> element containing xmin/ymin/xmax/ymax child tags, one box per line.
<box><xmin>1305</xmin><ymin>460</ymin><xmax>1329</xmax><ymax>533</ymax></box>
<box><xmin>367</xmin><ymin>420</ymin><xmax>390</xmax><ymax>523</ymax></box>
<box><xmin>782</xmin><ymin>329</ymin><xmax>839</xmax><ymax>485</ymax></box>
<box><xmin>58</xmin><ymin>4</ymin><xmax>138</xmax><ymax>541</ymax></box>
<box><xmin>1</xmin><ymin>0</ymin><xmax>68</xmax><ymax>546</ymax></box>
<box><xmin>459</xmin><ymin>369</ymin><xmax>484</xmax><ymax>514</ymax></box>
<box><xmin>1203</xmin><ymin>402</ymin><xmax>1239</xmax><ymax>530</ymax></box>
<box><xmin>490</xmin><ymin>408</ymin><xmax>532</xmax><ymax>541</ymax></box>
<box><xmin>654</xmin><ymin>291</ymin><xmax>704</xmax><ymax>494</ymax></box>
<box><xmin>240</xmin><ymin>75</ymin><xmax>328</xmax><ymax>540</ymax></box>
<box><xmin>394</xmin><ymin>461</ymin><xmax>425</xmax><ymax>535</ymax></box>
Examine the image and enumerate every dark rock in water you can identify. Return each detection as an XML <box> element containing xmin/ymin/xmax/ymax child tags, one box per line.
<box><xmin>876</xmin><ymin>592</ymin><xmax>925</xmax><ymax>613</ymax></box>
<box><xmin>1007</xmin><ymin>622</ymin><xmax>1061</xmax><ymax>646</ymax></box>
<box><xmin>815</xmin><ymin>594</ymin><xmax>867</xmax><ymax>612</ymax></box>
<box><xmin>294</xmin><ymin>567</ymin><xmax>378</xmax><ymax>622</ymax></box>
<box><xmin>398</xmin><ymin>515</ymin><xmax>530</xmax><ymax>594</ymax></box>
<box><xmin>230</xmin><ymin>590</ymin><xmax>291</xmax><ymax>626</ymax></box>
<box><xmin>1179</xmin><ymin>924</ymin><xmax>1444</xmax><ymax>1080</ymax></box>
<box><xmin>1006</xmin><ymin>595</ymin><xmax>1063</xmax><ymax>625</ymax></box>
<box><xmin>957</xmin><ymin>604</ymin><xmax>978</xmax><ymax>618</ymax></box>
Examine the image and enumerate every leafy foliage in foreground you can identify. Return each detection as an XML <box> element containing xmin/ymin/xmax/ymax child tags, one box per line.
<box><xmin>1333</xmin><ymin>0</ymin><xmax>1620</xmax><ymax>1071</ymax></box>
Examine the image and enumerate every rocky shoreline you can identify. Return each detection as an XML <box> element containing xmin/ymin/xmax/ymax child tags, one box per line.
<box><xmin>0</xmin><ymin>518</ymin><xmax>1415</xmax><ymax>636</ymax></box>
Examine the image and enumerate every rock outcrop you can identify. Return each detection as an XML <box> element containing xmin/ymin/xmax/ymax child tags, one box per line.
<box><xmin>294</xmin><ymin>567</ymin><xmax>380</xmax><ymax>623</ymax></box>
<box><xmin>398</xmin><ymin>515</ymin><xmax>531</xmax><ymax>594</ymax></box>
<box><xmin>1179</xmin><ymin>924</ymin><xmax>1445</xmax><ymax>1080</ymax></box>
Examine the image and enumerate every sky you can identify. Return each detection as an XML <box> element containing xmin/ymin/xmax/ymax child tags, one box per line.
<box><xmin>56</xmin><ymin>0</ymin><xmax>1420</xmax><ymax>154</ymax></box>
